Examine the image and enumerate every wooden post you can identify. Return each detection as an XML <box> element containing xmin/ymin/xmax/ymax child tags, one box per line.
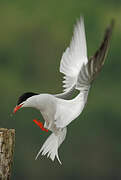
<box><xmin>0</xmin><ymin>128</ymin><xmax>15</xmax><ymax>180</ymax></box>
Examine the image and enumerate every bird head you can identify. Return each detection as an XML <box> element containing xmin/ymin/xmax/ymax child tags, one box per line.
<box><xmin>13</xmin><ymin>92</ymin><xmax>38</xmax><ymax>114</ymax></box>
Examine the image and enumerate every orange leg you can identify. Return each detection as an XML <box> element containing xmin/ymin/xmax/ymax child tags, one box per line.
<box><xmin>33</xmin><ymin>119</ymin><xmax>49</xmax><ymax>132</ymax></box>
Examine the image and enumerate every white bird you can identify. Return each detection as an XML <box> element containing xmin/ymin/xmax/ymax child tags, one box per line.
<box><xmin>13</xmin><ymin>17</ymin><xmax>114</xmax><ymax>164</ymax></box>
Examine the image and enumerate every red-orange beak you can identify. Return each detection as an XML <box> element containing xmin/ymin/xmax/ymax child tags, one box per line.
<box><xmin>13</xmin><ymin>104</ymin><xmax>23</xmax><ymax>114</ymax></box>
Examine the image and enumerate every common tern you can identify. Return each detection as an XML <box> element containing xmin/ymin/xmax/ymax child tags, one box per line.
<box><xmin>13</xmin><ymin>17</ymin><xmax>114</xmax><ymax>164</ymax></box>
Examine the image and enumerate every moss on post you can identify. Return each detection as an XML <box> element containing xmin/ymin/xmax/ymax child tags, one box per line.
<box><xmin>0</xmin><ymin>128</ymin><xmax>15</xmax><ymax>180</ymax></box>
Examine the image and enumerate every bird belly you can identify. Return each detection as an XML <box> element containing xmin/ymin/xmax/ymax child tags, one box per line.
<box><xmin>55</xmin><ymin>98</ymin><xmax>86</xmax><ymax>128</ymax></box>
<box><xmin>41</xmin><ymin>108</ymin><xmax>58</xmax><ymax>132</ymax></box>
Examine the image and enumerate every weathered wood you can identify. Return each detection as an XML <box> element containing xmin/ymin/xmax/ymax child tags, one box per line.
<box><xmin>0</xmin><ymin>128</ymin><xmax>15</xmax><ymax>180</ymax></box>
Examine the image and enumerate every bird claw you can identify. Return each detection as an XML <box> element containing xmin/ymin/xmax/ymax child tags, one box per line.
<box><xmin>33</xmin><ymin>119</ymin><xmax>49</xmax><ymax>132</ymax></box>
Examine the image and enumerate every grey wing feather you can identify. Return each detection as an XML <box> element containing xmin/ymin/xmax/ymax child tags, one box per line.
<box><xmin>88</xmin><ymin>19</ymin><xmax>114</xmax><ymax>82</ymax></box>
<box><xmin>76</xmin><ymin>19</ymin><xmax>114</xmax><ymax>90</ymax></box>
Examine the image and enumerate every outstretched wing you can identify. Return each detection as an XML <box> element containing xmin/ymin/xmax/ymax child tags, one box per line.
<box><xmin>60</xmin><ymin>17</ymin><xmax>88</xmax><ymax>92</ymax></box>
<box><xmin>76</xmin><ymin>19</ymin><xmax>114</xmax><ymax>90</ymax></box>
<box><xmin>55</xmin><ymin>20</ymin><xmax>114</xmax><ymax>129</ymax></box>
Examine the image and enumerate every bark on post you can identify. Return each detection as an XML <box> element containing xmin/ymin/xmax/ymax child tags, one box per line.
<box><xmin>0</xmin><ymin>128</ymin><xmax>15</xmax><ymax>180</ymax></box>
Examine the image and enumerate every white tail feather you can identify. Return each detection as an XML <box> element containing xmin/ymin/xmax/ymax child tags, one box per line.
<box><xmin>35</xmin><ymin>127</ymin><xmax>67</xmax><ymax>164</ymax></box>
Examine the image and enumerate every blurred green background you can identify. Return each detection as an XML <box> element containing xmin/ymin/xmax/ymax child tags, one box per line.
<box><xmin>0</xmin><ymin>0</ymin><xmax>121</xmax><ymax>179</ymax></box>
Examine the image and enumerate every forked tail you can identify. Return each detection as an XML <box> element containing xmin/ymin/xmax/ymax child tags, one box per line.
<box><xmin>35</xmin><ymin>127</ymin><xmax>67</xmax><ymax>164</ymax></box>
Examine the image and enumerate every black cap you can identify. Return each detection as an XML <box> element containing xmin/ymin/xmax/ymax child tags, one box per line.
<box><xmin>17</xmin><ymin>92</ymin><xmax>38</xmax><ymax>105</ymax></box>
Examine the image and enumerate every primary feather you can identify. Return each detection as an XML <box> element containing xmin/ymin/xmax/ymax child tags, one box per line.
<box><xmin>60</xmin><ymin>17</ymin><xmax>88</xmax><ymax>93</ymax></box>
